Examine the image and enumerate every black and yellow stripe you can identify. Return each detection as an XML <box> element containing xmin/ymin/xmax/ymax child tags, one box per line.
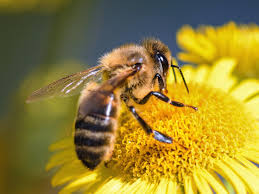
<box><xmin>74</xmin><ymin>113</ymin><xmax>116</xmax><ymax>170</ymax></box>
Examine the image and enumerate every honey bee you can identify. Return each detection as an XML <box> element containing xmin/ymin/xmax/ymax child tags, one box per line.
<box><xmin>27</xmin><ymin>38</ymin><xmax>197</xmax><ymax>170</ymax></box>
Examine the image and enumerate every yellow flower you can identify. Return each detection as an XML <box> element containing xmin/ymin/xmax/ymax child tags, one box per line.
<box><xmin>177</xmin><ymin>22</ymin><xmax>259</xmax><ymax>79</ymax></box>
<box><xmin>46</xmin><ymin>59</ymin><xmax>259</xmax><ymax>194</ymax></box>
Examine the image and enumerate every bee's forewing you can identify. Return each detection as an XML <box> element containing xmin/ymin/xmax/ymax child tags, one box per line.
<box><xmin>26</xmin><ymin>65</ymin><xmax>103</xmax><ymax>103</ymax></box>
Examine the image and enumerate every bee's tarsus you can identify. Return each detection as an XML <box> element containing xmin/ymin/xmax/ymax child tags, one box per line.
<box><xmin>190</xmin><ymin>106</ymin><xmax>198</xmax><ymax>111</ymax></box>
<box><xmin>153</xmin><ymin>130</ymin><xmax>172</xmax><ymax>144</ymax></box>
<box><xmin>169</xmin><ymin>100</ymin><xmax>198</xmax><ymax>111</ymax></box>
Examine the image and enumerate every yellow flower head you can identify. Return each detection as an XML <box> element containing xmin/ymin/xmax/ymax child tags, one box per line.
<box><xmin>177</xmin><ymin>22</ymin><xmax>259</xmax><ymax>79</ymax></box>
<box><xmin>47</xmin><ymin>59</ymin><xmax>259</xmax><ymax>194</ymax></box>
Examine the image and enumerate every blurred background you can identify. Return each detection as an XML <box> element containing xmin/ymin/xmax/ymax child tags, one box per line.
<box><xmin>0</xmin><ymin>0</ymin><xmax>258</xmax><ymax>193</ymax></box>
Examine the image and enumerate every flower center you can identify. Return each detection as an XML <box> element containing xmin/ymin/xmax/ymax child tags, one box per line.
<box><xmin>107</xmin><ymin>82</ymin><xmax>258</xmax><ymax>183</ymax></box>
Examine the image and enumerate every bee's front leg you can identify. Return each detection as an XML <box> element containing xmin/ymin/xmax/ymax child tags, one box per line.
<box><xmin>134</xmin><ymin>91</ymin><xmax>198</xmax><ymax>111</ymax></box>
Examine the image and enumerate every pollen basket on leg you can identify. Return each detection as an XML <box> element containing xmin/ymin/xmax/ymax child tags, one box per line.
<box><xmin>108</xmin><ymin>82</ymin><xmax>258</xmax><ymax>182</ymax></box>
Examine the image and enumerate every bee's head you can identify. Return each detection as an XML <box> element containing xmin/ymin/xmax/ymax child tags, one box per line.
<box><xmin>142</xmin><ymin>38</ymin><xmax>171</xmax><ymax>92</ymax></box>
<box><xmin>100</xmin><ymin>44</ymin><xmax>149</xmax><ymax>81</ymax></box>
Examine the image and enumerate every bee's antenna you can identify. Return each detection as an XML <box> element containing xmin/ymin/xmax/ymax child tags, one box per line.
<box><xmin>172</xmin><ymin>61</ymin><xmax>177</xmax><ymax>83</ymax></box>
<box><xmin>171</xmin><ymin>59</ymin><xmax>189</xmax><ymax>94</ymax></box>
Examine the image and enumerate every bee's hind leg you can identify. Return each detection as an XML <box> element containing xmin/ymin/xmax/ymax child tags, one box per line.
<box><xmin>128</xmin><ymin>105</ymin><xmax>188</xmax><ymax>150</ymax></box>
<box><xmin>127</xmin><ymin>106</ymin><xmax>175</xmax><ymax>144</ymax></box>
<box><xmin>121</xmin><ymin>94</ymin><xmax>188</xmax><ymax>149</ymax></box>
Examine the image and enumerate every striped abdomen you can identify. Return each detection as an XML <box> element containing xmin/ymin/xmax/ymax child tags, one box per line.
<box><xmin>74</xmin><ymin>90</ymin><xmax>118</xmax><ymax>170</ymax></box>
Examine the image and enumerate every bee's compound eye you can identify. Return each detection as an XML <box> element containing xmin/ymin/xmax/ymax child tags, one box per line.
<box><xmin>155</xmin><ymin>52</ymin><xmax>169</xmax><ymax>74</ymax></box>
<box><xmin>133</xmin><ymin>63</ymin><xmax>142</xmax><ymax>71</ymax></box>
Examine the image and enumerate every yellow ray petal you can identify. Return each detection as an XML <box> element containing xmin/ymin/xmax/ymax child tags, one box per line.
<box><xmin>244</xmin><ymin>140</ymin><xmax>259</xmax><ymax>151</ymax></box>
<box><xmin>193</xmin><ymin>170</ymin><xmax>213</xmax><ymax>194</ymax></box>
<box><xmin>245</xmin><ymin>96</ymin><xmax>259</xmax><ymax>119</ymax></box>
<box><xmin>178</xmin><ymin>52</ymin><xmax>206</xmax><ymax>64</ymax></box>
<box><xmin>199</xmin><ymin>169</ymin><xmax>228</xmax><ymax>194</ymax></box>
<box><xmin>177</xmin><ymin>26</ymin><xmax>215</xmax><ymax>60</ymax></box>
<box><xmin>167</xmin><ymin>180</ymin><xmax>180</xmax><ymax>194</ymax></box>
<box><xmin>177</xmin><ymin>26</ymin><xmax>201</xmax><ymax>53</ymax></box>
<box><xmin>95</xmin><ymin>178</ymin><xmax>124</xmax><ymax>194</ymax></box>
<box><xmin>241</xmin><ymin>150</ymin><xmax>259</xmax><ymax>164</ymax></box>
<box><xmin>139</xmin><ymin>181</ymin><xmax>157</xmax><ymax>194</ymax></box>
<box><xmin>236</xmin><ymin>155</ymin><xmax>259</xmax><ymax>178</ymax></box>
<box><xmin>177</xmin><ymin>22</ymin><xmax>259</xmax><ymax>78</ymax></box>
<box><xmin>152</xmin><ymin>178</ymin><xmax>179</xmax><ymax>194</ymax></box>
<box><xmin>208</xmin><ymin>170</ymin><xmax>227</xmax><ymax>189</ymax></box>
<box><xmin>224</xmin><ymin>157</ymin><xmax>259</xmax><ymax>193</ymax></box>
<box><xmin>154</xmin><ymin>178</ymin><xmax>168</xmax><ymax>193</ymax></box>
<box><xmin>119</xmin><ymin>179</ymin><xmax>149</xmax><ymax>194</ymax></box>
<box><xmin>46</xmin><ymin>148</ymin><xmax>75</xmax><ymax>171</ymax></box>
<box><xmin>116</xmin><ymin>182</ymin><xmax>133</xmax><ymax>194</ymax></box>
<box><xmin>231</xmin><ymin>79</ymin><xmax>259</xmax><ymax>101</ymax></box>
<box><xmin>193</xmin><ymin>65</ymin><xmax>210</xmax><ymax>84</ymax></box>
<box><xmin>184</xmin><ymin>176</ymin><xmax>197</xmax><ymax>194</ymax></box>
<box><xmin>59</xmin><ymin>171</ymin><xmax>99</xmax><ymax>194</ymax></box>
<box><xmin>207</xmin><ymin>58</ymin><xmax>237</xmax><ymax>92</ymax></box>
<box><xmin>49</xmin><ymin>137</ymin><xmax>72</xmax><ymax>151</ymax></box>
<box><xmin>51</xmin><ymin>160</ymin><xmax>86</xmax><ymax>186</ymax></box>
<box><xmin>83</xmin><ymin>177</ymin><xmax>112</xmax><ymax>194</ymax></box>
<box><xmin>181</xmin><ymin>65</ymin><xmax>196</xmax><ymax>83</ymax></box>
<box><xmin>194</xmin><ymin>33</ymin><xmax>216</xmax><ymax>60</ymax></box>
<box><xmin>213</xmin><ymin>160</ymin><xmax>246</xmax><ymax>194</ymax></box>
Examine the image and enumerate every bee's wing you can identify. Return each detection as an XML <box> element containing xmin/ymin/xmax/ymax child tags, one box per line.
<box><xmin>26</xmin><ymin>65</ymin><xmax>103</xmax><ymax>103</ymax></box>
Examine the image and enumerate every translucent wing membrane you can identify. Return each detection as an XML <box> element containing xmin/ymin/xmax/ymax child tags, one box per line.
<box><xmin>26</xmin><ymin>66</ymin><xmax>103</xmax><ymax>103</ymax></box>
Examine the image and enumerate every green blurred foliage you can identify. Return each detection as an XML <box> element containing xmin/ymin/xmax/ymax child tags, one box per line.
<box><xmin>0</xmin><ymin>0</ymin><xmax>71</xmax><ymax>13</ymax></box>
<box><xmin>0</xmin><ymin>0</ymin><xmax>97</xmax><ymax>192</ymax></box>
<box><xmin>0</xmin><ymin>63</ymin><xmax>84</xmax><ymax>193</ymax></box>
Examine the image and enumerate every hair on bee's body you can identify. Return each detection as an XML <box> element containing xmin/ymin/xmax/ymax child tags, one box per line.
<box><xmin>74</xmin><ymin>45</ymin><xmax>150</xmax><ymax>169</ymax></box>
<box><xmin>100</xmin><ymin>45</ymin><xmax>152</xmax><ymax>89</ymax></box>
<box><xmin>27</xmin><ymin>38</ymin><xmax>197</xmax><ymax>170</ymax></box>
